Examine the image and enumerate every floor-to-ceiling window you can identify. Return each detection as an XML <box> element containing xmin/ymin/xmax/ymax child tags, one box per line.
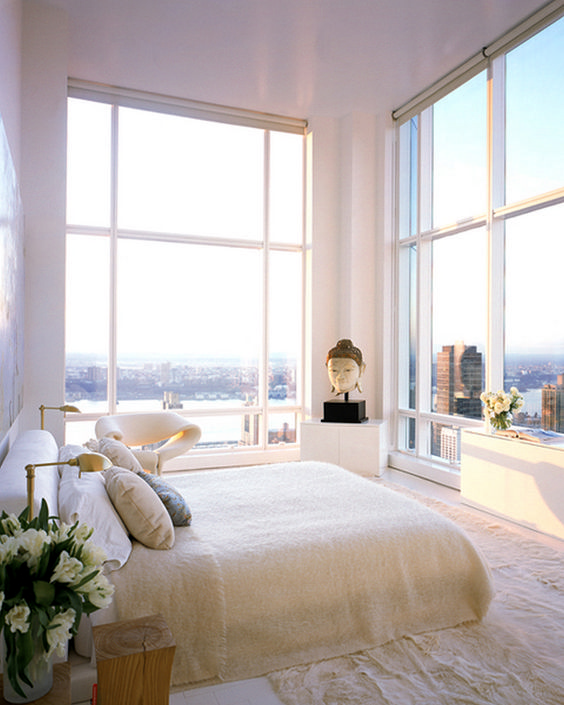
<box><xmin>393</xmin><ymin>10</ymin><xmax>564</xmax><ymax>484</ymax></box>
<box><xmin>65</xmin><ymin>85</ymin><xmax>307</xmax><ymax>467</ymax></box>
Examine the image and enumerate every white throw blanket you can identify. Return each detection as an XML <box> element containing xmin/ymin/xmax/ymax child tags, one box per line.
<box><xmin>103</xmin><ymin>462</ymin><xmax>494</xmax><ymax>689</ymax></box>
<box><xmin>97</xmin><ymin>529</ymin><xmax>226</xmax><ymax>685</ymax></box>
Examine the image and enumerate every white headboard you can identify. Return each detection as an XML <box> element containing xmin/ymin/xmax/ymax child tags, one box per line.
<box><xmin>0</xmin><ymin>430</ymin><xmax>59</xmax><ymax>517</ymax></box>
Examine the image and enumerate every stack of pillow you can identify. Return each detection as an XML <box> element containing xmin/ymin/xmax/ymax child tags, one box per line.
<box><xmin>58</xmin><ymin>438</ymin><xmax>192</xmax><ymax>571</ymax></box>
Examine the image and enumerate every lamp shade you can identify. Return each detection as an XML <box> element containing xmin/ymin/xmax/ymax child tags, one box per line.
<box><xmin>75</xmin><ymin>452</ymin><xmax>112</xmax><ymax>475</ymax></box>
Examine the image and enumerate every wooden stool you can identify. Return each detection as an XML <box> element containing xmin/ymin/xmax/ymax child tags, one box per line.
<box><xmin>0</xmin><ymin>663</ymin><xmax>71</xmax><ymax>705</ymax></box>
<box><xmin>92</xmin><ymin>614</ymin><xmax>176</xmax><ymax>705</ymax></box>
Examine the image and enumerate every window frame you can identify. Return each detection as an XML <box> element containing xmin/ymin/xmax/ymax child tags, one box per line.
<box><xmin>391</xmin><ymin>8</ymin><xmax>564</xmax><ymax>487</ymax></box>
<box><xmin>65</xmin><ymin>83</ymin><xmax>308</xmax><ymax>469</ymax></box>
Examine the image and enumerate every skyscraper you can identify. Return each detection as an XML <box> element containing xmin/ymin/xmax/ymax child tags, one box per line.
<box><xmin>436</xmin><ymin>342</ymin><xmax>482</xmax><ymax>418</ymax></box>
<box><xmin>433</xmin><ymin>342</ymin><xmax>483</xmax><ymax>461</ymax></box>
<box><xmin>542</xmin><ymin>374</ymin><xmax>564</xmax><ymax>432</ymax></box>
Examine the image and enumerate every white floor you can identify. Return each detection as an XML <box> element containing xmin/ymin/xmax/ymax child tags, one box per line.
<box><xmin>74</xmin><ymin>466</ymin><xmax>564</xmax><ymax>705</ymax></box>
<box><xmin>169</xmin><ymin>678</ymin><xmax>285</xmax><ymax>705</ymax></box>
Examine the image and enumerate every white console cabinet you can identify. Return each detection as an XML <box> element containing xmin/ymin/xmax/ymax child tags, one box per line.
<box><xmin>300</xmin><ymin>419</ymin><xmax>387</xmax><ymax>477</ymax></box>
<box><xmin>461</xmin><ymin>429</ymin><xmax>564</xmax><ymax>540</ymax></box>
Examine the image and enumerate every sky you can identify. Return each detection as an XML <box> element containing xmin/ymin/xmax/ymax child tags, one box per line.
<box><xmin>430</xmin><ymin>15</ymin><xmax>564</xmax><ymax>359</ymax></box>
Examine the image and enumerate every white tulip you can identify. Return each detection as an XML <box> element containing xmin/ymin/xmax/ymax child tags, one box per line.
<box><xmin>6</xmin><ymin>603</ymin><xmax>30</xmax><ymax>634</ymax></box>
<box><xmin>51</xmin><ymin>551</ymin><xmax>83</xmax><ymax>584</ymax></box>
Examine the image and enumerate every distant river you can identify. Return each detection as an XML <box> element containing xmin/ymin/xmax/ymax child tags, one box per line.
<box><xmin>521</xmin><ymin>388</ymin><xmax>542</xmax><ymax>417</ymax></box>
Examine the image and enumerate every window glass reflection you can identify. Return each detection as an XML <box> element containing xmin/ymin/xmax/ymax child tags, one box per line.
<box><xmin>66</xmin><ymin>99</ymin><xmax>111</xmax><ymax>227</ymax></box>
<box><xmin>269</xmin><ymin>250</ymin><xmax>302</xmax><ymax>406</ymax></box>
<box><xmin>432</xmin><ymin>72</ymin><xmax>487</xmax><ymax>228</ymax></box>
<box><xmin>118</xmin><ymin>108</ymin><xmax>264</xmax><ymax>239</ymax></box>
<box><xmin>431</xmin><ymin>229</ymin><xmax>487</xmax><ymax>417</ymax></box>
<box><xmin>504</xmin><ymin>204</ymin><xmax>564</xmax><ymax>429</ymax></box>
<box><xmin>65</xmin><ymin>234</ymin><xmax>109</xmax><ymax>407</ymax></box>
<box><xmin>116</xmin><ymin>239</ymin><xmax>262</xmax><ymax>409</ymax></box>
<box><xmin>269</xmin><ymin>132</ymin><xmax>304</xmax><ymax>244</ymax></box>
<box><xmin>506</xmin><ymin>17</ymin><xmax>564</xmax><ymax>204</ymax></box>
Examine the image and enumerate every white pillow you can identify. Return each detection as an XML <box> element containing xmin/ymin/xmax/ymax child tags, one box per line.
<box><xmin>96</xmin><ymin>437</ymin><xmax>144</xmax><ymax>473</ymax></box>
<box><xmin>104</xmin><ymin>466</ymin><xmax>175</xmax><ymax>550</ymax></box>
<box><xmin>58</xmin><ymin>466</ymin><xmax>132</xmax><ymax>571</ymax></box>
<box><xmin>58</xmin><ymin>444</ymin><xmax>88</xmax><ymax>477</ymax></box>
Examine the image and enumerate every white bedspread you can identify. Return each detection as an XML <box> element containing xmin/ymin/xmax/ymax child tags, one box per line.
<box><xmin>104</xmin><ymin>461</ymin><xmax>494</xmax><ymax>689</ymax></box>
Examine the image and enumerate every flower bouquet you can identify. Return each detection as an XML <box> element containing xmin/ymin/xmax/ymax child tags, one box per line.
<box><xmin>480</xmin><ymin>386</ymin><xmax>524</xmax><ymax>432</ymax></box>
<box><xmin>0</xmin><ymin>500</ymin><xmax>114</xmax><ymax>701</ymax></box>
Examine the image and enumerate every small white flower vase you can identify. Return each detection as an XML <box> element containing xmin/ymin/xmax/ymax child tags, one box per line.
<box><xmin>2</xmin><ymin>635</ymin><xmax>54</xmax><ymax>703</ymax></box>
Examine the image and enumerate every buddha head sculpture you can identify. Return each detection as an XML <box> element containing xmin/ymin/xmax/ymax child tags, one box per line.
<box><xmin>326</xmin><ymin>339</ymin><xmax>366</xmax><ymax>396</ymax></box>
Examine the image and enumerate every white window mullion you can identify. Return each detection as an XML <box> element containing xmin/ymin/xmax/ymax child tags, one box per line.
<box><xmin>300</xmin><ymin>134</ymin><xmax>310</xmax><ymax>426</ymax></box>
<box><xmin>260</xmin><ymin>131</ymin><xmax>271</xmax><ymax>449</ymax></box>
<box><xmin>396</xmin><ymin>244</ymin><xmax>412</xmax><ymax>410</ymax></box>
<box><xmin>417</xmin><ymin>108</ymin><xmax>433</xmax><ymax>457</ymax></box>
<box><xmin>108</xmin><ymin>103</ymin><xmax>119</xmax><ymax>414</ymax></box>
<box><xmin>488</xmin><ymin>56</ymin><xmax>506</xmax><ymax>392</ymax></box>
<box><xmin>419</xmin><ymin>108</ymin><xmax>433</xmax><ymax>233</ymax></box>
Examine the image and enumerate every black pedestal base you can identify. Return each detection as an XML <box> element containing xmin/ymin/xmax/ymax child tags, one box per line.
<box><xmin>322</xmin><ymin>399</ymin><xmax>368</xmax><ymax>423</ymax></box>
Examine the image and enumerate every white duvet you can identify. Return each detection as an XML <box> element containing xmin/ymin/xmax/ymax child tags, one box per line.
<box><xmin>101</xmin><ymin>462</ymin><xmax>494</xmax><ymax>689</ymax></box>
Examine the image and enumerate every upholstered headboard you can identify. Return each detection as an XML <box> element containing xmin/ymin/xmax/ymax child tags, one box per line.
<box><xmin>0</xmin><ymin>429</ymin><xmax>59</xmax><ymax>517</ymax></box>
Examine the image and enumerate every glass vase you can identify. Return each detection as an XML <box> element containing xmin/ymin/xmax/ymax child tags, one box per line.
<box><xmin>2</xmin><ymin>634</ymin><xmax>54</xmax><ymax>704</ymax></box>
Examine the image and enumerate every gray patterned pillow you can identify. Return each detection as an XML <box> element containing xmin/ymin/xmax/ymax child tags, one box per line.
<box><xmin>136</xmin><ymin>471</ymin><xmax>192</xmax><ymax>527</ymax></box>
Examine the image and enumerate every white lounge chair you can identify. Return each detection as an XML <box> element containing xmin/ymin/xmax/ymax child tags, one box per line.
<box><xmin>95</xmin><ymin>411</ymin><xmax>201</xmax><ymax>475</ymax></box>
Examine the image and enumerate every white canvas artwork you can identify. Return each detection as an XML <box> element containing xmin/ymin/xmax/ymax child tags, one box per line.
<box><xmin>0</xmin><ymin>114</ymin><xmax>24</xmax><ymax>441</ymax></box>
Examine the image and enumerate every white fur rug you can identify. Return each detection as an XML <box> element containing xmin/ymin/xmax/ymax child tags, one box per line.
<box><xmin>268</xmin><ymin>481</ymin><xmax>564</xmax><ymax>705</ymax></box>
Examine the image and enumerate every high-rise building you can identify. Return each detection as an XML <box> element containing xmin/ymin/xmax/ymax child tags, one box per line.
<box><xmin>433</xmin><ymin>342</ymin><xmax>483</xmax><ymax>460</ymax></box>
<box><xmin>542</xmin><ymin>374</ymin><xmax>564</xmax><ymax>432</ymax></box>
<box><xmin>440</xmin><ymin>426</ymin><xmax>459</xmax><ymax>464</ymax></box>
<box><xmin>87</xmin><ymin>365</ymin><xmax>106</xmax><ymax>382</ymax></box>
<box><xmin>436</xmin><ymin>342</ymin><xmax>482</xmax><ymax>418</ymax></box>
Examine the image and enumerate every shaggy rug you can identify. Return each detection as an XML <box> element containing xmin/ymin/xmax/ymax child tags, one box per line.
<box><xmin>268</xmin><ymin>482</ymin><xmax>564</xmax><ymax>705</ymax></box>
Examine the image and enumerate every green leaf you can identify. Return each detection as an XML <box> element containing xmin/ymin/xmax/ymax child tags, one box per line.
<box><xmin>36</xmin><ymin>607</ymin><xmax>51</xmax><ymax>630</ymax></box>
<box><xmin>6</xmin><ymin>642</ymin><xmax>26</xmax><ymax>698</ymax></box>
<box><xmin>17</xmin><ymin>504</ymin><xmax>30</xmax><ymax>526</ymax></box>
<box><xmin>15</xmin><ymin>628</ymin><xmax>34</xmax><ymax>688</ymax></box>
<box><xmin>37</xmin><ymin>544</ymin><xmax>51</xmax><ymax>579</ymax></box>
<box><xmin>37</xmin><ymin>500</ymin><xmax>50</xmax><ymax>531</ymax></box>
<box><xmin>33</xmin><ymin>580</ymin><xmax>55</xmax><ymax>607</ymax></box>
<box><xmin>62</xmin><ymin>586</ymin><xmax>82</xmax><ymax>614</ymax></box>
<box><xmin>73</xmin><ymin>570</ymin><xmax>98</xmax><ymax>590</ymax></box>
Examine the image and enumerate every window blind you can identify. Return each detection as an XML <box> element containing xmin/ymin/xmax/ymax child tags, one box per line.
<box><xmin>392</xmin><ymin>0</ymin><xmax>564</xmax><ymax>123</ymax></box>
<box><xmin>68</xmin><ymin>79</ymin><xmax>307</xmax><ymax>135</ymax></box>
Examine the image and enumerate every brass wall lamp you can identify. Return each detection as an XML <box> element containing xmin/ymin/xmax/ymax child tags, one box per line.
<box><xmin>25</xmin><ymin>452</ymin><xmax>111</xmax><ymax>519</ymax></box>
<box><xmin>39</xmin><ymin>404</ymin><xmax>81</xmax><ymax>430</ymax></box>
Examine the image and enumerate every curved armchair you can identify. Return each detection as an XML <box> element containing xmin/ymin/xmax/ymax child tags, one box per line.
<box><xmin>95</xmin><ymin>411</ymin><xmax>201</xmax><ymax>475</ymax></box>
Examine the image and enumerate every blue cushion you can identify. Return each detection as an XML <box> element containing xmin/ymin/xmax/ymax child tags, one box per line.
<box><xmin>136</xmin><ymin>471</ymin><xmax>192</xmax><ymax>527</ymax></box>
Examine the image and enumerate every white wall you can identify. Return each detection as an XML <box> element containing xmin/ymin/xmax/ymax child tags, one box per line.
<box><xmin>20</xmin><ymin>1</ymin><xmax>68</xmax><ymax>440</ymax></box>
<box><xmin>308</xmin><ymin>112</ymin><xmax>388</xmax><ymax>422</ymax></box>
<box><xmin>0</xmin><ymin>0</ymin><xmax>22</xmax><ymax>172</ymax></box>
<box><xmin>0</xmin><ymin>0</ymin><xmax>22</xmax><ymax>457</ymax></box>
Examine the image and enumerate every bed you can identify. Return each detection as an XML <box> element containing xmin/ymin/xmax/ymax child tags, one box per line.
<box><xmin>0</xmin><ymin>430</ymin><xmax>494</xmax><ymax>692</ymax></box>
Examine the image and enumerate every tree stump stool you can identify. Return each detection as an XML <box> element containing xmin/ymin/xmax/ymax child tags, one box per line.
<box><xmin>92</xmin><ymin>614</ymin><xmax>176</xmax><ymax>705</ymax></box>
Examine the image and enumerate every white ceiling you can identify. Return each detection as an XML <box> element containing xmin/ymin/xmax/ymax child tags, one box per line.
<box><xmin>42</xmin><ymin>0</ymin><xmax>548</xmax><ymax>119</ymax></box>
